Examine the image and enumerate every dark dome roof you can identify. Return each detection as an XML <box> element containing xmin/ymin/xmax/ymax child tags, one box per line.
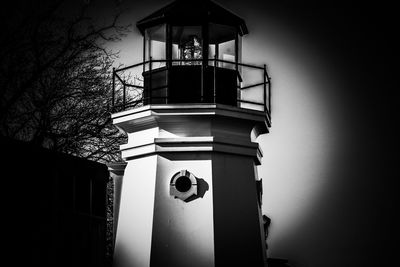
<box><xmin>136</xmin><ymin>0</ymin><xmax>248</xmax><ymax>36</ymax></box>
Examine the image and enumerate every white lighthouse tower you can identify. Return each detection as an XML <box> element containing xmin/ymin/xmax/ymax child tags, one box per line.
<box><xmin>111</xmin><ymin>1</ymin><xmax>271</xmax><ymax>266</ymax></box>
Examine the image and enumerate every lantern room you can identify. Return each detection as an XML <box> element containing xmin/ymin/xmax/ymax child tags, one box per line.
<box><xmin>137</xmin><ymin>0</ymin><xmax>247</xmax><ymax>105</ymax></box>
<box><xmin>112</xmin><ymin>0</ymin><xmax>271</xmax><ymax>123</ymax></box>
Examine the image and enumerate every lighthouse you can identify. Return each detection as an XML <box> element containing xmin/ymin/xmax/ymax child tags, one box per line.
<box><xmin>111</xmin><ymin>1</ymin><xmax>271</xmax><ymax>266</ymax></box>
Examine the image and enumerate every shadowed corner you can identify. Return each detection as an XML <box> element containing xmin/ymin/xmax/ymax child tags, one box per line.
<box><xmin>263</xmin><ymin>215</ymin><xmax>293</xmax><ymax>267</ymax></box>
<box><xmin>267</xmin><ymin>258</ymin><xmax>292</xmax><ymax>267</ymax></box>
<box><xmin>184</xmin><ymin>177</ymin><xmax>209</xmax><ymax>203</ymax></box>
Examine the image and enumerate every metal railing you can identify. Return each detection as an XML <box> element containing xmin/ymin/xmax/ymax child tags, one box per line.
<box><xmin>112</xmin><ymin>58</ymin><xmax>271</xmax><ymax>123</ymax></box>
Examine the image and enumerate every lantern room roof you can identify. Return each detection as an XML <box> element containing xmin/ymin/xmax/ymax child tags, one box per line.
<box><xmin>136</xmin><ymin>0</ymin><xmax>248</xmax><ymax>36</ymax></box>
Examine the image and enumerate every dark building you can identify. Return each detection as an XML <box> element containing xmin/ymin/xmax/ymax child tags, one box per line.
<box><xmin>2</xmin><ymin>137</ymin><xmax>110</xmax><ymax>267</ymax></box>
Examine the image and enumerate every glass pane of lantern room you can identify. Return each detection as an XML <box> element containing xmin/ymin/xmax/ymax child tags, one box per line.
<box><xmin>209</xmin><ymin>23</ymin><xmax>237</xmax><ymax>69</ymax></box>
<box><xmin>219</xmin><ymin>40</ymin><xmax>235</xmax><ymax>69</ymax></box>
<box><xmin>171</xmin><ymin>26</ymin><xmax>203</xmax><ymax>65</ymax></box>
<box><xmin>144</xmin><ymin>24</ymin><xmax>166</xmax><ymax>70</ymax></box>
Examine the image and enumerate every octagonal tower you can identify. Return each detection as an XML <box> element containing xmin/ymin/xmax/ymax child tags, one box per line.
<box><xmin>111</xmin><ymin>1</ymin><xmax>271</xmax><ymax>266</ymax></box>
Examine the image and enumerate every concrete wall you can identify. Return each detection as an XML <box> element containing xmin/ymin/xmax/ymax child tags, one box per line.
<box><xmin>111</xmin><ymin>104</ymin><xmax>269</xmax><ymax>267</ymax></box>
<box><xmin>113</xmin><ymin>155</ymin><xmax>158</xmax><ymax>267</ymax></box>
<box><xmin>150</xmin><ymin>153</ymin><xmax>215</xmax><ymax>267</ymax></box>
<box><xmin>212</xmin><ymin>153</ymin><xmax>267</xmax><ymax>266</ymax></box>
<box><xmin>113</xmin><ymin>151</ymin><xmax>268</xmax><ymax>267</ymax></box>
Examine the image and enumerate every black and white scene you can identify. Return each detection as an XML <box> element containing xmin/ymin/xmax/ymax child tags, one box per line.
<box><xmin>1</xmin><ymin>0</ymin><xmax>397</xmax><ymax>267</ymax></box>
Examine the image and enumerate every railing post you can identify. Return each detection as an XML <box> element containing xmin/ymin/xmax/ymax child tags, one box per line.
<box><xmin>268</xmin><ymin>75</ymin><xmax>271</xmax><ymax>120</ymax></box>
<box><xmin>166</xmin><ymin>59</ymin><xmax>169</xmax><ymax>104</ymax></box>
<box><xmin>149</xmin><ymin>57</ymin><xmax>152</xmax><ymax>104</ymax></box>
<box><xmin>201</xmin><ymin>63</ymin><xmax>204</xmax><ymax>102</ymax></box>
<box><xmin>112</xmin><ymin>67</ymin><xmax>115</xmax><ymax>110</ymax></box>
<box><xmin>213</xmin><ymin>55</ymin><xmax>217</xmax><ymax>103</ymax></box>
<box><xmin>123</xmin><ymin>84</ymin><xmax>126</xmax><ymax>110</ymax></box>
<box><xmin>263</xmin><ymin>64</ymin><xmax>267</xmax><ymax>113</ymax></box>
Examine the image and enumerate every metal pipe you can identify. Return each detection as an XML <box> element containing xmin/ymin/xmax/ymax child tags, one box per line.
<box><xmin>123</xmin><ymin>84</ymin><xmax>126</xmax><ymax>110</ymax></box>
<box><xmin>263</xmin><ymin>64</ymin><xmax>267</xmax><ymax>113</ymax></box>
<box><xmin>114</xmin><ymin>72</ymin><xmax>125</xmax><ymax>83</ymax></box>
<box><xmin>166</xmin><ymin>67</ymin><xmax>169</xmax><ymax>104</ymax></box>
<box><xmin>201</xmin><ymin>63</ymin><xmax>204</xmax><ymax>102</ymax></box>
<box><xmin>240</xmin><ymin>82</ymin><xmax>266</xmax><ymax>90</ymax></box>
<box><xmin>114</xmin><ymin>58</ymin><xmax>266</xmax><ymax>73</ymax></box>
<box><xmin>112</xmin><ymin>67</ymin><xmax>115</xmax><ymax>109</ymax></box>
<box><xmin>268</xmin><ymin>74</ymin><xmax>271</xmax><ymax>120</ymax></box>
<box><xmin>237</xmin><ymin>99</ymin><xmax>264</xmax><ymax>106</ymax></box>
<box><xmin>149</xmin><ymin>56</ymin><xmax>152</xmax><ymax>104</ymax></box>
<box><xmin>213</xmin><ymin>55</ymin><xmax>217</xmax><ymax>103</ymax></box>
<box><xmin>123</xmin><ymin>84</ymin><xmax>144</xmax><ymax>89</ymax></box>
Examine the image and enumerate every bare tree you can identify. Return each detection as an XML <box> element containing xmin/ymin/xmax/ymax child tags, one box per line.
<box><xmin>0</xmin><ymin>0</ymin><xmax>129</xmax><ymax>162</ymax></box>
